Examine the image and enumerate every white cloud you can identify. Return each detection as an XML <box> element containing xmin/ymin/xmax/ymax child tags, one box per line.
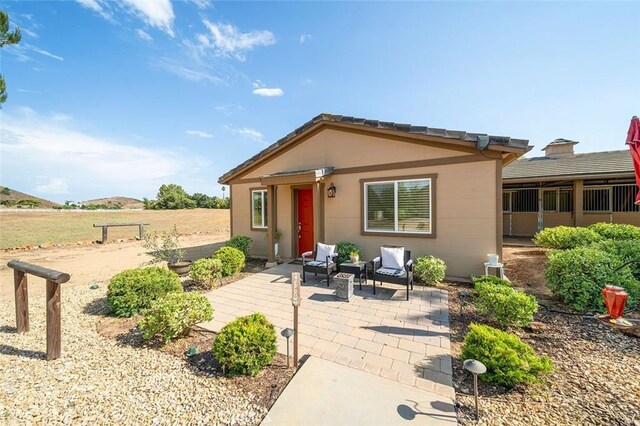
<box><xmin>120</xmin><ymin>0</ymin><xmax>175</xmax><ymax>37</ymax></box>
<box><xmin>26</xmin><ymin>44</ymin><xmax>64</xmax><ymax>61</ymax></box>
<box><xmin>238</xmin><ymin>128</ymin><xmax>263</xmax><ymax>142</ymax></box>
<box><xmin>0</xmin><ymin>108</ymin><xmax>210</xmax><ymax>200</ymax></box>
<box><xmin>136</xmin><ymin>28</ymin><xmax>153</xmax><ymax>42</ymax></box>
<box><xmin>196</xmin><ymin>20</ymin><xmax>275</xmax><ymax>61</ymax></box>
<box><xmin>299</xmin><ymin>34</ymin><xmax>312</xmax><ymax>44</ymax></box>
<box><xmin>152</xmin><ymin>57</ymin><xmax>224</xmax><ymax>84</ymax></box>
<box><xmin>6</xmin><ymin>43</ymin><xmax>64</xmax><ymax>62</ymax></box>
<box><xmin>51</xmin><ymin>112</ymin><xmax>72</xmax><ymax>122</ymax></box>
<box><xmin>185</xmin><ymin>129</ymin><xmax>213</xmax><ymax>138</ymax></box>
<box><xmin>301</xmin><ymin>78</ymin><xmax>313</xmax><ymax>85</ymax></box>
<box><xmin>215</xmin><ymin>104</ymin><xmax>244</xmax><ymax>115</ymax></box>
<box><xmin>189</xmin><ymin>0</ymin><xmax>211</xmax><ymax>8</ymax></box>
<box><xmin>75</xmin><ymin>0</ymin><xmax>112</xmax><ymax>19</ymax></box>
<box><xmin>253</xmin><ymin>87</ymin><xmax>283</xmax><ymax>97</ymax></box>
<box><xmin>36</xmin><ymin>178</ymin><xmax>69</xmax><ymax>195</ymax></box>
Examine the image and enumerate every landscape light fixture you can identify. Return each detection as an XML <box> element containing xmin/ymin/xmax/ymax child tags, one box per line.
<box><xmin>327</xmin><ymin>183</ymin><xmax>336</xmax><ymax>198</ymax></box>
<box><xmin>281</xmin><ymin>328</ymin><xmax>294</xmax><ymax>367</ymax></box>
<box><xmin>463</xmin><ymin>359</ymin><xmax>487</xmax><ymax>420</ymax></box>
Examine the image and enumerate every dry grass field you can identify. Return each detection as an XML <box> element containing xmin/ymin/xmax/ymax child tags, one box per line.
<box><xmin>0</xmin><ymin>208</ymin><xmax>230</xmax><ymax>249</ymax></box>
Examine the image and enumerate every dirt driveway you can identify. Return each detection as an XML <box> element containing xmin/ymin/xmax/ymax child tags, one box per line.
<box><xmin>0</xmin><ymin>233</ymin><xmax>229</xmax><ymax>298</ymax></box>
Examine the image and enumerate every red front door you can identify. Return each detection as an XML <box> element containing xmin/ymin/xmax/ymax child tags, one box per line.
<box><xmin>297</xmin><ymin>188</ymin><xmax>314</xmax><ymax>256</ymax></box>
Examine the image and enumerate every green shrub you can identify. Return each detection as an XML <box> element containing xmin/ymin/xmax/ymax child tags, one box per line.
<box><xmin>224</xmin><ymin>235</ymin><xmax>252</xmax><ymax>257</ymax></box>
<box><xmin>189</xmin><ymin>258</ymin><xmax>223</xmax><ymax>289</ymax></box>
<box><xmin>138</xmin><ymin>292</ymin><xmax>213</xmax><ymax>342</ymax></box>
<box><xmin>336</xmin><ymin>241</ymin><xmax>362</xmax><ymax>264</ymax></box>
<box><xmin>545</xmin><ymin>246</ymin><xmax>640</xmax><ymax>312</ymax></box>
<box><xmin>213</xmin><ymin>246</ymin><xmax>246</xmax><ymax>277</ymax></box>
<box><xmin>107</xmin><ymin>267</ymin><xmax>183</xmax><ymax>317</ymax></box>
<box><xmin>212</xmin><ymin>313</ymin><xmax>277</xmax><ymax>376</ymax></box>
<box><xmin>588</xmin><ymin>222</ymin><xmax>640</xmax><ymax>241</ymax></box>
<box><xmin>593</xmin><ymin>239</ymin><xmax>640</xmax><ymax>280</ymax></box>
<box><xmin>474</xmin><ymin>282</ymin><xmax>538</xmax><ymax>328</ymax></box>
<box><xmin>472</xmin><ymin>275</ymin><xmax>512</xmax><ymax>287</ymax></box>
<box><xmin>461</xmin><ymin>323</ymin><xmax>553</xmax><ymax>387</ymax></box>
<box><xmin>414</xmin><ymin>255</ymin><xmax>446</xmax><ymax>285</ymax></box>
<box><xmin>533</xmin><ymin>226</ymin><xmax>601</xmax><ymax>249</ymax></box>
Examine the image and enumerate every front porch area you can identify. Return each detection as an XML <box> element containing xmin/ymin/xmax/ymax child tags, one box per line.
<box><xmin>200</xmin><ymin>262</ymin><xmax>454</xmax><ymax>398</ymax></box>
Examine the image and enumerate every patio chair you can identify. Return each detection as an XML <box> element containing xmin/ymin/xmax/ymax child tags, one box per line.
<box><xmin>302</xmin><ymin>243</ymin><xmax>338</xmax><ymax>286</ymax></box>
<box><xmin>370</xmin><ymin>246</ymin><xmax>413</xmax><ymax>300</ymax></box>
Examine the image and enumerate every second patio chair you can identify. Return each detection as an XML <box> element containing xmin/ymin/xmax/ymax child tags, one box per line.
<box><xmin>370</xmin><ymin>246</ymin><xmax>414</xmax><ymax>300</ymax></box>
<box><xmin>302</xmin><ymin>242</ymin><xmax>338</xmax><ymax>286</ymax></box>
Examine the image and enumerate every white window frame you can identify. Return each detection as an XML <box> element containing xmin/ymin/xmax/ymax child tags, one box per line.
<box><xmin>251</xmin><ymin>189</ymin><xmax>268</xmax><ymax>229</ymax></box>
<box><xmin>363</xmin><ymin>177</ymin><xmax>432</xmax><ymax>235</ymax></box>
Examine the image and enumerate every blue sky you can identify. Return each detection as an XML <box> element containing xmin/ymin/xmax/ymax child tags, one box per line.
<box><xmin>1</xmin><ymin>1</ymin><xmax>638</xmax><ymax>202</ymax></box>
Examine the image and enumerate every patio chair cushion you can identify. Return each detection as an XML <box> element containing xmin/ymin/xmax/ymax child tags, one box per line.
<box><xmin>376</xmin><ymin>267</ymin><xmax>405</xmax><ymax>277</ymax></box>
<box><xmin>315</xmin><ymin>243</ymin><xmax>336</xmax><ymax>262</ymax></box>
<box><xmin>306</xmin><ymin>260</ymin><xmax>333</xmax><ymax>267</ymax></box>
<box><xmin>381</xmin><ymin>246</ymin><xmax>405</xmax><ymax>270</ymax></box>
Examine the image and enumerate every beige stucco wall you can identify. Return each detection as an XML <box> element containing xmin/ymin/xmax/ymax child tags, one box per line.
<box><xmin>229</xmin><ymin>128</ymin><xmax>499</xmax><ymax>280</ymax></box>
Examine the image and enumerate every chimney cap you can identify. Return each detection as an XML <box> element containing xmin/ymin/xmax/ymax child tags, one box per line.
<box><xmin>543</xmin><ymin>138</ymin><xmax>579</xmax><ymax>150</ymax></box>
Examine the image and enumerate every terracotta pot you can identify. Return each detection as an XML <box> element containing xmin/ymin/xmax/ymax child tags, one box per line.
<box><xmin>168</xmin><ymin>260</ymin><xmax>192</xmax><ymax>277</ymax></box>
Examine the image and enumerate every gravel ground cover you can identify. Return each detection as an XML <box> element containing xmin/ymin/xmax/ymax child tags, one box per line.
<box><xmin>0</xmin><ymin>283</ymin><xmax>288</xmax><ymax>425</ymax></box>
<box><xmin>446</xmin><ymin>247</ymin><xmax>640</xmax><ymax>425</ymax></box>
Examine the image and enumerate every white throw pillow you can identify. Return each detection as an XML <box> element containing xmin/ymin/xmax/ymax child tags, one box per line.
<box><xmin>315</xmin><ymin>243</ymin><xmax>336</xmax><ymax>262</ymax></box>
<box><xmin>381</xmin><ymin>246</ymin><xmax>405</xmax><ymax>270</ymax></box>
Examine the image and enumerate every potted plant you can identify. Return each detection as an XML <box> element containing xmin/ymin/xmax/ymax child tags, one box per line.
<box><xmin>142</xmin><ymin>225</ymin><xmax>192</xmax><ymax>276</ymax></box>
<box><xmin>349</xmin><ymin>250</ymin><xmax>360</xmax><ymax>263</ymax></box>
<box><xmin>274</xmin><ymin>229</ymin><xmax>282</xmax><ymax>257</ymax></box>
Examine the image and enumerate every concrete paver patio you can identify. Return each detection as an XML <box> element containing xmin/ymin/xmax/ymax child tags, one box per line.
<box><xmin>200</xmin><ymin>263</ymin><xmax>454</xmax><ymax>398</ymax></box>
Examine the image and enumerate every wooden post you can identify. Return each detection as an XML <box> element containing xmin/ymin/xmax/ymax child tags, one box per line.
<box><xmin>101</xmin><ymin>226</ymin><xmax>107</xmax><ymax>244</ymax></box>
<box><xmin>14</xmin><ymin>270</ymin><xmax>29</xmax><ymax>333</ymax></box>
<box><xmin>291</xmin><ymin>272</ymin><xmax>301</xmax><ymax>370</ymax></box>
<box><xmin>46</xmin><ymin>279</ymin><xmax>62</xmax><ymax>360</ymax></box>
<box><xmin>293</xmin><ymin>304</ymin><xmax>299</xmax><ymax>370</ymax></box>
<box><xmin>138</xmin><ymin>224</ymin><xmax>145</xmax><ymax>239</ymax></box>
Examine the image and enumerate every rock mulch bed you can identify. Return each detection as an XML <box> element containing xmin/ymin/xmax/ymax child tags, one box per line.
<box><xmin>444</xmin><ymin>247</ymin><xmax>640</xmax><ymax>425</ymax></box>
<box><xmin>0</xmin><ymin>284</ymin><xmax>291</xmax><ymax>425</ymax></box>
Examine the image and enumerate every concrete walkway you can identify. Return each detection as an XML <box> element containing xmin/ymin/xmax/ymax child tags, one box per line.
<box><xmin>201</xmin><ymin>262</ymin><xmax>454</xmax><ymax>398</ymax></box>
<box><xmin>261</xmin><ymin>357</ymin><xmax>457</xmax><ymax>425</ymax></box>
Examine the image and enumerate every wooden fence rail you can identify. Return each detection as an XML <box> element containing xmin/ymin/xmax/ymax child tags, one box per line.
<box><xmin>7</xmin><ymin>260</ymin><xmax>71</xmax><ymax>360</ymax></box>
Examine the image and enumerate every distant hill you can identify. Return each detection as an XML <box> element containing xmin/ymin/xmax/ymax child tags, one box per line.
<box><xmin>82</xmin><ymin>196</ymin><xmax>144</xmax><ymax>209</ymax></box>
<box><xmin>0</xmin><ymin>186</ymin><xmax>61</xmax><ymax>208</ymax></box>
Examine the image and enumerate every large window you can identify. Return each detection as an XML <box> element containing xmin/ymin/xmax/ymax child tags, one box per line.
<box><xmin>364</xmin><ymin>177</ymin><xmax>432</xmax><ymax>234</ymax></box>
<box><xmin>251</xmin><ymin>189</ymin><xmax>268</xmax><ymax>229</ymax></box>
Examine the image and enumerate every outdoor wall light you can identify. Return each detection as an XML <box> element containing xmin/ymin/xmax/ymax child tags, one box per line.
<box><xmin>281</xmin><ymin>327</ymin><xmax>294</xmax><ymax>367</ymax></box>
<box><xmin>327</xmin><ymin>183</ymin><xmax>337</xmax><ymax>198</ymax></box>
<box><xmin>463</xmin><ymin>359</ymin><xmax>487</xmax><ymax>420</ymax></box>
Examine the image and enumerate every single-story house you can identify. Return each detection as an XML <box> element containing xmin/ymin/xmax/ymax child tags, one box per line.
<box><xmin>218</xmin><ymin>114</ymin><xmax>531</xmax><ymax>280</ymax></box>
<box><xmin>503</xmin><ymin>139</ymin><xmax>639</xmax><ymax>236</ymax></box>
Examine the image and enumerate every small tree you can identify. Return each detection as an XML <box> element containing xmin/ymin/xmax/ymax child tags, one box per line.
<box><xmin>0</xmin><ymin>11</ymin><xmax>22</xmax><ymax>105</ymax></box>
<box><xmin>153</xmin><ymin>184</ymin><xmax>196</xmax><ymax>210</ymax></box>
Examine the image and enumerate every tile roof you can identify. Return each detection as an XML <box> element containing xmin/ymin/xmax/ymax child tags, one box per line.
<box><xmin>503</xmin><ymin>149</ymin><xmax>635</xmax><ymax>180</ymax></box>
<box><xmin>219</xmin><ymin>113</ymin><xmax>530</xmax><ymax>183</ymax></box>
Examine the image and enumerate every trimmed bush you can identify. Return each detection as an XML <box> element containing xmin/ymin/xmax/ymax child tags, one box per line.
<box><xmin>224</xmin><ymin>235</ymin><xmax>252</xmax><ymax>257</ymax></box>
<box><xmin>336</xmin><ymin>241</ymin><xmax>362</xmax><ymax>264</ymax></box>
<box><xmin>474</xmin><ymin>281</ymin><xmax>537</xmax><ymax>328</ymax></box>
<box><xmin>593</xmin><ymin>239</ymin><xmax>640</xmax><ymax>280</ymax></box>
<box><xmin>472</xmin><ymin>275</ymin><xmax>512</xmax><ymax>287</ymax></box>
<box><xmin>461</xmin><ymin>323</ymin><xmax>553</xmax><ymax>387</ymax></box>
<box><xmin>533</xmin><ymin>226</ymin><xmax>601</xmax><ymax>249</ymax></box>
<box><xmin>414</xmin><ymin>255</ymin><xmax>446</xmax><ymax>285</ymax></box>
<box><xmin>189</xmin><ymin>258</ymin><xmax>223</xmax><ymax>289</ymax></box>
<box><xmin>213</xmin><ymin>246</ymin><xmax>246</xmax><ymax>277</ymax></box>
<box><xmin>107</xmin><ymin>267</ymin><xmax>183</xmax><ymax>317</ymax></box>
<box><xmin>588</xmin><ymin>222</ymin><xmax>640</xmax><ymax>241</ymax></box>
<box><xmin>545</xmin><ymin>246</ymin><xmax>640</xmax><ymax>312</ymax></box>
<box><xmin>212</xmin><ymin>312</ymin><xmax>277</xmax><ymax>376</ymax></box>
<box><xmin>138</xmin><ymin>292</ymin><xmax>213</xmax><ymax>342</ymax></box>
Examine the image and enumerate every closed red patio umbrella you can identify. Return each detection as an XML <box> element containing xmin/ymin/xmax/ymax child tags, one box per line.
<box><xmin>626</xmin><ymin>116</ymin><xmax>640</xmax><ymax>205</ymax></box>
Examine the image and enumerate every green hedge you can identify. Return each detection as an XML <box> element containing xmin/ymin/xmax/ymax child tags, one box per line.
<box><xmin>533</xmin><ymin>226</ymin><xmax>601</xmax><ymax>249</ymax></box>
<box><xmin>189</xmin><ymin>258</ymin><xmax>223</xmax><ymax>289</ymax></box>
<box><xmin>474</xmin><ymin>281</ymin><xmax>537</xmax><ymax>328</ymax></box>
<box><xmin>224</xmin><ymin>235</ymin><xmax>252</xmax><ymax>257</ymax></box>
<box><xmin>213</xmin><ymin>246</ymin><xmax>246</xmax><ymax>277</ymax></box>
<box><xmin>212</xmin><ymin>313</ymin><xmax>277</xmax><ymax>376</ymax></box>
<box><xmin>414</xmin><ymin>255</ymin><xmax>446</xmax><ymax>285</ymax></box>
<box><xmin>588</xmin><ymin>223</ymin><xmax>640</xmax><ymax>241</ymax></box>
<box><xmin>461</xmin><ymin>323</ymin><xmax>553</xmax><ymax>387</ymax></box>
<box><xmin>107</xmin><ymin>267</ymin><xmax>183</xmax><ymax>317</ymax></box>
<box><xmin>138</xmin><ymin>292</ymin><xmax>213</xmax><ymax>342</ymax></box>
<box><xmin>472</xmin><ymin>275</ymin><xmax>512</xmax><ymax>287</ymax></box>
<box><xmin>545</xmin><ymin>246</ymin><xmax>640</xmax><ymax>312</ymax></box>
